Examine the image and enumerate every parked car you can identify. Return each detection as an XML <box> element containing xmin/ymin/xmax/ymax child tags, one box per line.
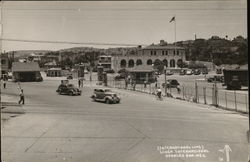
<box><xmin>56</xmin><ymin>84</ymin><xmax>81</xmax><ymax>96</ymax></box>
<box><xmin>207</xmin><ymin>75</ymin><xmax>224</xmax><ymax>83</ymax></box>
<box><xmin>105</xmin><ymin>69</ymin><xmax>115</xmax><ymax>73</ymax></box>
<box><xmin>166</xmin><ymin>70</ymin><xmax>174</xmax><ymax>75</ymax></box>
<box><xmin>201</xmin><ymin>69</ymin><xmax>208</xmax><ymax>74</ymax></box>
<box><xmin>193</xmin><ymin>69</ymin><xmax>201</xmax><ymax>75</ymax></box>
<box><xmin>179</xmin><ymin>69</ymin><xmax>186</xmax><ymax>75</ymax></box>
<box><xmin>162</xmin><ymin>79</ymin><xmax>180</xmax><ymax>88</ymax></box>
<box><xmin>114</xmin><ymin>74</ymin><xmax>126</xmax><ymax>80</ymax></box>
<box><xmin>216</xmin><ymin>68</ymin><xmax>222</xmax><ymax>74</ymax></box>
<box><xmin>67</xmin><ymin>75</ymin><xmax>73</xmax><ymax>79</ymax></box>
<box><xmin>186</xmin><ymin>69</ymin><xmax>193</xmax><ymax>75</ymax></box>
<box><xmin>91</xmin><ymin>88</ymin><xmax>120</xmax><ymax>104</ymax></box>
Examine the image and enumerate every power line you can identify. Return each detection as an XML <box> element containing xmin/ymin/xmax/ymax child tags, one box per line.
<box><xmin>1</xmin><ymin>38</ymin><xmax>147</xmax><ymax>47</ymax></box>
<box><xmin>3</xmin><ymin>8</ymin><xmax>246</xmax><ymax>11</ymax></box>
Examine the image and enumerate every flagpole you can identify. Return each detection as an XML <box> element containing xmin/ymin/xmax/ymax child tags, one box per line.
<box><xmin>174</xmin><ymin>15</ymin><xmax>177</xmax><ymax>69</ymax></box>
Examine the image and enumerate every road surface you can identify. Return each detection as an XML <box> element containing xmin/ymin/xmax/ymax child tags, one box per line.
<box><xmin>1</xmin><ymin>80</ymin><xmax>249</xmax><ymax>162</ymax></box>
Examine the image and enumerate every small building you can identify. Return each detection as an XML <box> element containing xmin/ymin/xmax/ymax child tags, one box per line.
<box><xmin>12</xmin><ymin>62</ymin><xmax>42</xmax><ymax>82</ymax></box>
<box><xmin>0</xmin><ymin>53</ymin><xmax>9</xmax><ymax>77</ymax></box>
<box><xmin>98</xmin><ymin>55</ymin><xmax>112</xmax><ymax>71</ymax></box>
<box><xmin>44</xmin><ymin>61</ymin><xmax>58</xmax><ymax>69</ymax></box>
<box><xmin>128</xmin><ymin>65</ymin><xmax>156</xmax><ymax>84</ymax></box>
<box><xmin>47</xmin><ymin>68</ymin><xmax>62</xmax><ymax>77</ymax></box>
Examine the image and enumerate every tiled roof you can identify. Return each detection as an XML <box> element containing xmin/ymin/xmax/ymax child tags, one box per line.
<box><xmin>12</xmin><ymin>62</ymin><xmax>40</xmax><ymax>72</ymax></box>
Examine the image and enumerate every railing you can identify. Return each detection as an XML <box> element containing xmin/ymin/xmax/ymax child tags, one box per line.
<box><xmin>107</xmin><ymin>78</ymin><xmax>249</xmax><ymax>114</ymax></box>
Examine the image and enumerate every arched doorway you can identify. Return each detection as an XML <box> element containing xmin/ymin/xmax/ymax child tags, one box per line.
<box><xmin>136</xmin><ymin>59</ymin><xmax>143</xmax><ymax>66</ymax></box>
<box><xmin>147</xmin><ymin>59</ymin><xmax>153</xmax><ymax>65</ymax></box>
<box><xmin>128</xmin><ymin>59</ymin><xmax>135</xmax><ymax>68</ymax></box>
<box><xmin>163</xmin><ymin>59</ymin><xmax>168</xmax><ymax>67</ymax></box>
<box><xmin>177</xmin><ymin>59</ymin><xmax>183</xmax><ymax>68</ymax></box>
<box><xmin>120</xmin><ymin>59</ymin><xmax>127</xmax><ymax>68</ymax></box>
<box><xmin>170</xmin><ymin>59</ymin><xmax>175</xmax><ymax>67</ymax></box>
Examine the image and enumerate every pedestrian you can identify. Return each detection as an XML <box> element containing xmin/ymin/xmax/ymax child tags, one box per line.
<box><xmin>144</xmin><ymin>80</ymin><xmax>147</xmax><ymax>88</ymax></box>
<box><xmin>133</xmin><ymin>81</ymin><xmax>136</xmax><ymax>91</ymax></box>
<box><xmin>78</xmin><ymin>79</ymin><xmax>81</xmax><ymax>88</ymax></box>
<box><xmin>3</xmin><ymin>79</ymin><xmax>6</xmax><ymax>89</ymax></box>
<box><xmin>177</xmin><ymin>85</ymin><xmax>181</xmax><ymax>94</ymax></box>
<box><xmin>80</xmin><ymin>79</ymin><xmax>83</xmax><ymax>87</ymax></box>
<box><xmin>125</xmin><ymin>79</ymin><xmax>128</xmax><ymax>89</ymax></box>
<box><xmin>18</xmin><ymin>89</ymin><xmax>25</xmax><ymax>105</ymax></box>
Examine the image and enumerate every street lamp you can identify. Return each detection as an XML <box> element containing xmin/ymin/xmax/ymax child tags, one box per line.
<box><xmin>164</xmin><ymin>65</ymin><xmax>167</xmax><ymax>96</ymax></box>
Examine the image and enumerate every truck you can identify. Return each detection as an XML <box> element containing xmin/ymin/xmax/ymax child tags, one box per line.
<box><xmin>223</xmin><ymin>69</ymin><xmax>248</xmax><ymax>90</ymax></box>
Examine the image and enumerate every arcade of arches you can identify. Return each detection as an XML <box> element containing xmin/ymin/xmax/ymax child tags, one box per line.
<box><xmin>120</xmin><ymin>59</ymin><xmax>183</xmax><ymax>68</ymax></box>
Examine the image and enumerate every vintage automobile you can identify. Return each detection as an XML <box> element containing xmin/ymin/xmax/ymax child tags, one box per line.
<box><xmin>166</xmin><ymin>70</ymin><xmax>174</xmax><ymax>75</ymax></box>
<box><xmin>207</xmin><ymin>75</ymin><xmax>224</xmax><ymax>83</ymax></box>
<box><xmin>193</xmin><ymin>69</ymin><xmax>201</xmax><ymax>75</ymax></box>
<box><xmin>201</xmin><ymin>69</ymin><xmax>208</xmax><ymax>74</ymax></box>
<box><xmin>162</xmin><ymin>79</ymin><xmax>180</xmax><ymax>88</ymax></box>
<box><xmin>91</xmin><ymin>88</ymin><xmax>121</xmax><ymax>104</ymax></box>
<box><xmin>179</xmin><ymin>69</ymin><xmax>186</xmax><ymax>75</ymax></box>
<box><xmin>56</xmin><ymin>84</ymin><xmax>81</xmax><ymax>96</ymax></box>
<box><xmin>67</xmin><ymin>74</ymin><xmax>73</xmax><ymax>80</ymax></box>
<box><xmin>186</xmin><ymin>69</ymin><xmax>193</xmax><ymax>75</ymax></box>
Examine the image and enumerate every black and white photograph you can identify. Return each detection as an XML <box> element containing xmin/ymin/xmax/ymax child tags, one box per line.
<box><xmin>0</xmin><ymin>0</ymin><xmax>248</xmax><ymax>162</ymax></box>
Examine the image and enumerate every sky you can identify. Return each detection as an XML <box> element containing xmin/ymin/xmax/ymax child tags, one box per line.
<box><xmin>0</xmin><ymin>0</ymin><xmax>248</xmax><ymax>52</ymax></box>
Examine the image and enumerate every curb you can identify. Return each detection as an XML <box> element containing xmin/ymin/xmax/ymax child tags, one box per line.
<box><xmin>1</xmin><ymin>105</ymin><xmax>25</xmax><ymax>114</ymax></box>
<box><xmin>1</xmin><ymin>102</ymin><xmax>20</xmax><ymax>106</ymax></box>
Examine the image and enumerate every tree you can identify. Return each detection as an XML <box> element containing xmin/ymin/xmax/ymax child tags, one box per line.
<box><xmin>153</xmin><ymin>60</ymin><xmax>164</xmax><ymax>72</ymax></box>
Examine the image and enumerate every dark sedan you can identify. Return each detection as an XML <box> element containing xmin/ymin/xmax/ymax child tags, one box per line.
<box><xmin>56</xmin><ymin>84</ymin><xmax>81</xmax><ymax>96</ymax></box>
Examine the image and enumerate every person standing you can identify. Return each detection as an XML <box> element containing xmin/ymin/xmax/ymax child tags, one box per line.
<box><xmin>144</xmin><ymin>80</ymin><xmax>147</xmax><ymax>88</ymax></box>
<box><xmin>3</xmin><ymin>79</ymin><xmax>6</xmax><ymax>89</ymax></box>
<box><xmin>80</xmin><ymin>79</ymin><xmax>83</xmax><ymax>87</ymax></box>
<box><xmin>19</xmin><ymin>89</ymin><xmax>25</xmax><ymax>105</ymax></box>
<box><xmin>78</xmin><ymin>79</ymin><xmax>81</xmax><ymax>88</ymax></box>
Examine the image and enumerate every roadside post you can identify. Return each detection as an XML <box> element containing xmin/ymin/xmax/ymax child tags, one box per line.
<box><xmin>203</xmin><ymin>87</ymin><xmax>207</xmax><ymax>104</ymax></box>
<box><xmin>164</xmin><ymin>66</ymin><xmax>167</xmax><ymax>96</ymax></box>
<box><xmin>234</xmin><ymin>90</ymin><xmax>237</xmax><ymax>111</ymax></box>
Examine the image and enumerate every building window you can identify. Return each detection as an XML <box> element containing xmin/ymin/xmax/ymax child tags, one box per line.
<box><xmin>136</xmin><ymin>59</ymin><xmax>143</xmax><ymax>66</ymax></box>
<box><xmin>163</xmin><ymin>59</ymin><xmax>168</xmax><ymax>67</ymax></box>
<box><xmin>162</xmin><ymin>51</ymin><xmax>164</xmax><ymax>55</ymax></box>
<box><xmin>170</xmin><ymin>59</ymin><xmax>175</xmax><ymax>67</ymax></box>
<box><xmin>177</xmin><ymin>50</ymin><xmax>179</xmax><ymax>55</ymax></box>
<box><xmin>151</xmin><ymin>51</ymin><xmax>153</xmax><ymax>55</ymax></box>
<box><xmin>154</xmin><ymin>51</ymin><xmax>156</xmax><ymax>55</ymax></box>
<box><xmin>128</xmin><ymin>59</ymin><xmax>135</xmax><ymax>68</ymax></box>
<box><xmin>120</xmin><ymin>59</ymin><xmax>127</xmax><ymax>68</ymax></box>
<box><xmin>147</xmin><ymin>59</ymin><xmax>153</xmax><ymax>65</ymax></box>
<box><xmin>165</xmin><ymin>51</ymin><xmax>168</xmax><ymax>55</ymax></box>
<box><xmin>173</xmin><ymin>50</ymin><xmax>175</xmax><ymax>55</ymax></box>
<box><xmin>1</xmin><ymin>59</ymin><xmax>6</xmax><ymax>65</ymax></box>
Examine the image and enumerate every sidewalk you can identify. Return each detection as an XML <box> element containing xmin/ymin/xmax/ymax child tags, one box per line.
<box><xmin>1</xmin><ymin>94</ymin><xmax>25</xmax><ymax>114</ymax></box>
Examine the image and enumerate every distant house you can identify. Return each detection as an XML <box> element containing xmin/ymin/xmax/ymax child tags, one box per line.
<box><xmin>127</xmin><ymin>65</ymin><xmax>156</xmax><ymax>84</ymax></box>
<box><xmin>12</xmin><ymin>62</ymin><xmax>42</xmax><ymax>82</ymax></box>
<box><xmin>47</xmin><ymin>68</ymin><xmax>62</xmax><ymax>77</ymax></box>
<box><xmin>0</xmin><ymin>53</ymin><xmax>9</xmax><ymax>77</ymax></box>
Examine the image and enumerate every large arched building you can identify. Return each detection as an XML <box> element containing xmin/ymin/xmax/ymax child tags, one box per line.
<box><xmin>111</xmin><ymin>41</ymin><xmax>186</xmax><ymax>72</ymax></box>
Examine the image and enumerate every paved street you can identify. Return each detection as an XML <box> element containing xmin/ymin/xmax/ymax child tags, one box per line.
<box><xmin>1</xmin><ymin>79</ymin><xmax>249</xmax><ymax>162</ymax></box>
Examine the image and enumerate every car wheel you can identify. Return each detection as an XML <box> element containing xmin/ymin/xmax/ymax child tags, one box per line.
<box><xmin>69</xmin><ymin>92</ymin><xmax>74</xmax><ymax>96</ymax></box>
<box><xmin>106</xmin><ymin>99</ymin><xmax>111</xmax><ymax>104</ymax></box>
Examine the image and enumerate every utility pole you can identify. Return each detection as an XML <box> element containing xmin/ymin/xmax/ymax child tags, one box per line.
<box><xmin>164</xmin><ymin>66</ymin><xmax>167</xmax><ymax>96</ymax></box>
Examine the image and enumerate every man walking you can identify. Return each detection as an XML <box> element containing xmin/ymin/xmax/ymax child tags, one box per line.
<box><xmin>18</xmin><ymin>89</ymin><xmax>25</xmax><ymax>105</ymax></box>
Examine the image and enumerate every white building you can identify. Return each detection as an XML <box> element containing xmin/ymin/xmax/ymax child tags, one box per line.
<box><xmin>112</xmin><ymin>40</ymin><xmax>186</xmax><ymax>72</ymax></box>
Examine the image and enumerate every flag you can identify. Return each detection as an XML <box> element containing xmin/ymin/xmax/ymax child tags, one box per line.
<box><xmin>169</xmin><ymin>16</ymin><xmax>175</xmax><ymax>23</ymax></box>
